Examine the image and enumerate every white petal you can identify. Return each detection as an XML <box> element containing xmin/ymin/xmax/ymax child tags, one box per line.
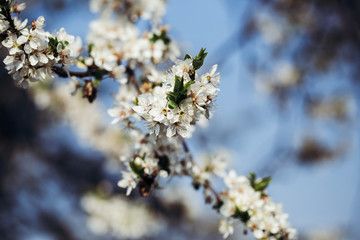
<box><xmin>126</xmin><ymin>187</ymin><xmax>132</xmax><ymax>196</ymax></box>
<box><xmin>16</xmin><ymin>35</ymin><xmax>28</xmax><ymax>45</ymax></box>
<box><xmin>36</xmin><ymin>16</ymin><xmax>45</xmax><ymax>27</ymax></box>
<box><xmin>24</xmin><ymin>44</ymin><xmax>32</xmax><ymax>54</ymax></box>
<box><xmin>107</xmin><ymin>108</ymin><xmax>119</xmax><ymax>117</ymax></box>
<box><xmin>3</xmin><ymin>55</ymin><xmax>14</xmax><ymax>65</ymax></box>
<box><xmin>9</xmin><ymin>47</ymin><xmax>20</xmax><ymax>55</ymax></box>
<box><xmin>210</xmin><ymin>64</ymin><xmax>218</xmax><ymax>75</ymax></box>
<box><xmin>38</xmin><ymin>53</ymin><xmax>48</xmax><ymax>64</ymax></box>
<box><xmin>2</xmin><ymin>38</ymin><xmax>13</xmax><ymax>48</ymax></box>
<box><xmin>155</xmin><ymin>124</ymin><xmax>160</xmax><ymax>136</ymax></box>
<box><xmin>111</xmin><ymin>118</ymin><xmax>120</xmax><ymax>124</ymax></box>
<box><xmin>29</xmin><ymin>55</ymin><xmax>38</xmax><ymax>66</ymax></box>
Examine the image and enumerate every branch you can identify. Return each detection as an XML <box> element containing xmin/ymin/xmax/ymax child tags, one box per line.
<box><xmin>52</xmin><ymin>66</ymin><xmax>98</xmax><ymax>78</ymax></box>
<box><xmin>180</xmin><ymin>136</ymin><xmax>222</xmax><ymax>203</ymax></box>
<box><xmin>126</xmin><ymin>66</ymin><xmax>141</xmax><ymax>94</ymax></box>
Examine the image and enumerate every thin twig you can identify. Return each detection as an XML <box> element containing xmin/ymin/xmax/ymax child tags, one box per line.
<box><xmin>179</xmin><ymin>135</ymin><xmax>222</xmax><ymax>202</ymax></box>
<box><xmin>126</xmin><ymin>66</ymin><xmax>141</xmax><ymax>94</ymax></box>
<box><xmin>52</xmin><ymin>66</ymin><xmax>96</xmax><ymax>78</ymax></box>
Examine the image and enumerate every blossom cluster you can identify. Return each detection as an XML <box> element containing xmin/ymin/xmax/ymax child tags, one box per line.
<box><xmin>0</xmin><ymin>2</ymin><xmax>81</xmax><ymax>87</ymax></box>
<box><xmin>116</xmin><ymin>124</ymin><xmax>297</xmax><ymax>239</ymax></box>
<box><xmin>90</xmin><ymin>0</ymin><xmax>166</xmax><ymax>24</ymax></box>
<box><xmin>81</xmin><ymin>0</ymin><xmax>179</xmax><ymax>86</ymax></box>
<box><xmin>82</xmin><ymin>194</ymin><xmax>163</xmax><ymax>238</ymax></box>
<box><xmin>132</xmin><ymin>49</ymin><xmax>220</xmax><ymax>138</ymax></box>
<box><xmin>218</xmin><ymin>171</ymin><xmax>297</xmax><ymax>239</ymax></box>
<box><xmin>117</xmin><ymin>132</ymin><xmax>191</xmax><ymax>196</ymax></box>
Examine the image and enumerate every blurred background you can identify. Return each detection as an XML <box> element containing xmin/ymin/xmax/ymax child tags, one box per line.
<box><xmin>1</xmin><ymin>0</ymin><xmax>359</xmax><ymax>239</ymax></box>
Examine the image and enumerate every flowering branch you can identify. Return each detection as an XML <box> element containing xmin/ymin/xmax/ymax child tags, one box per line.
<box><xmin>0</xmin><ymin>0</ymin><xmax>297</xmax><ymax>239</ymax></box>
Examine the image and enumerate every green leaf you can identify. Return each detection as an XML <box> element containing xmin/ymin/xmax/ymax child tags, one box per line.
<box><xmin>129</xmin><ymin>161</ymin><xmax>144</xmax><ymax>177</ymax></box>
<box><xmin>149</xmin><ymin>30</ymin><xmax>170</xmax><ymax>45</ymax></box>
<box><xmin>166</xmin><ymin>93</ymin><xmax>176</xmax><ymax>102</ymax></box>
<box><xmin>94</xmin><ymin>69</ymin><xmax>105</xmax><ymax>80</ymax></box>
<box><xmin>160</xmin><ymin>31</ymin><xmax>170</xmax><ymax>45</ymax></box>
<box><xmin>167</xmin><ymin>76</ymin><xmax>193</xmax><ymax>109</ymax></box>
<box><xmin>192</xmin><ymin>48</ymin><xmax>208</xmax><ymax>70</ymax></box>
<box><xmin>249</xmin><ymin>172</ymin><xmax>256</xmax><ymax>188</ymax></box>
<box><xmin>184</xmin><ymin>54</ymin><xmax>192</xmax><ymax>60</ymax></box>
<box><xmin>233</xmin><ymin>207</ymin><xmax>250</xmax><ymax>223</ymax></box>
<box><xmin>48</xmin><ymin>37</ymin><xmax>59</xmax><ymax>57</ymax></box>
<box><xmin>249</xmin><ymin>172</ymin><xmax>272</xmax><ymax>192</ymax></box>
<box><xmin>254</xmin><ymin>177</ymin><xmax>272</xmax><ymax>192</ymax></box>
<box><xmin>88</xmin><ymin>43</ymin><xmax>95</xmax><ymax>54</ymax></box>
<box><xmin>183</xmin><ymin>80</ymin><xmax>194</xmax><ymax>90</ymax></box>
<box><xmin>174</xmin><ymin>75</ymin><xmax>184</xmax><ymax>93</ymax></box>
<box><xmin>168</xmin><ymin>99</ymin><xmax>178</xmax><ymax>109</ymax></box>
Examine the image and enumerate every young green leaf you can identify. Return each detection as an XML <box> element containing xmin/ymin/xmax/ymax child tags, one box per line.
<box><xmin>254</xmin><ymin>177</ymin><xmax>272</xmax><ymax>192</ymax></box>
<box><xmin>174</xmin><ymin>75</ymin><xmax>184</xmax><ymax>93</ymax></box>
<box><xmin>130</xmin><ymin>161</ymin><xmax>144</xmax><ymax>177</ymax></box>
<box><xmin>233</xmin><ymin>207</ymin><xmax>250</xmax><ymax>223</ymax></box>
<box><xmin>249</xmin><ymin>172</ymin><xmax>256</xmax><ymax>188</ymax></box>
<box><xmin>184</xmin><ymin>54</ymin><xmax>192</xmax><ymax>60</ymax></box>
<box><xmin>150</xmin><ymin>30</ymin><xmax>170</xmax><ymax>45</ymax></box>
<box><xmin>184</xmin><ymin>80</ymin><xmax>195</xmax><ymax>90</ymax></box>
<box><xmin>193</xmin><ymin>48</ymin><xmax>208</xmax><ymax>70</ymax></box>
<box><xmin>168</xmin><ymin>99</ymin><xmax>178</xmax><ymax>109</ymax></box>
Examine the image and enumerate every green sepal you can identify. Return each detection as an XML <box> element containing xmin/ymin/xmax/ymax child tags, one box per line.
<box><xmin>130</xmin><ymin>161</ymin><xmax>144</xmax><ymax>177</ymax></box>
<box><xmin>140</xmin><ymin>153</ymin><xmax>147</xmax><ymax>161</ymax></box>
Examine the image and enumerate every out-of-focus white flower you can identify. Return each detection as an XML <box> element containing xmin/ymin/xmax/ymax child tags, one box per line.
<box><xmin>219</xmin><ymin>218</ymin><xmax>234</xmax><ymax>239</ymax></box>
<box><xmin>81</xmin><ymin>194</ymin><xmax>164</xmax><ymax>239</ymax></box>
<box><xmin>117</xmin><ymin>171</ymin><xmax>137</xmax><ymax>196</ymax></box>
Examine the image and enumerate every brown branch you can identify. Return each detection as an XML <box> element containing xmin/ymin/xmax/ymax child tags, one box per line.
<box><xmin>52</xmin><ymin>66</ymin><xmax>96</xmax><ymax>78</ymax></box>
<box><xmin>126</xmin><ymin>66</ymin><xmax>141</xmax><ymax>94</ymax></box>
